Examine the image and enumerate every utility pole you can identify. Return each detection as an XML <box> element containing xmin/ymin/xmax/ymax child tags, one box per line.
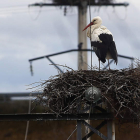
<box><xmin>78</xmin><ymin>2</ymin><xmax>90</xmax><ymax>139</ymax></box>
<box><xmin>29</xmin><ymin>1</ymin><xmax>129</xmax><ymax>140</ymax></box>
<box><xmin>78</xmin><ymin>1</ymin><xmax>87</xmax><ymax>70</ymax></box>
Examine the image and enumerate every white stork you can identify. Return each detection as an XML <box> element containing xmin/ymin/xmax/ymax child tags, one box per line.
<box><xmin>83</xmin><ymin>16</ymin><xmax>118</xmax><ymax>70</ymax></box>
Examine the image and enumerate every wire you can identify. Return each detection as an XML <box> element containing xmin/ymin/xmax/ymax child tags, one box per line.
<box><xmin>0</xmin><ymin>7</ymin><xmax>27</xmax><ymax>12</ymax></box>
<box><xmin>24</xmin><ymin>93</ymin><xmax>32</xmax><ymax>140</ymax></box>
<box><xmin>86</xmin><ymin>1</ymin><xmax>92</xmax><ymax>140</ymax></box>
<box><xmin>0</xmin><ymin>5</ymin><xmax>76</xmax><ymax>16</ymax></box>
<box><xmin>0</xmin><ymin>7</ymin><xmax>28</xmax><ymax>14</ymax></box>
<box><xmin>114</xmin><ymin>6</ymin><xmax>127</xmax><ymax>20</ymax></box>
<box><xmin>97</xmin><ymin>6</ymin><xmax>101</xmax><ymax>14</ymax></box>
<box><xmin>88</xmin><ymin>1</ymin><xmax>92</xmax><ymax>71</ymax></box>
<box><xmin>0</xmin><ymin>5</ymin><xmax>29</xmax><ymax>15</ymax></box>
<box><xmin>0</xmin><ymin>7</ymin><xmax>58</xmax><ymax>15</ymax></box>
<box><xmin>104</xmin><ymin>7</ymin><xmax>111</xmax><ymax>20</ymax></box>
<box><xmin>28</xmin><ymin>6</ymin><xmax>42</xmax><ymax>20</ymax></box>
<box><xmin>67</xmin><ymin>125</ymin><xmax>77</xmax><ymax>140</ymax></box>
<box><xmin>0</xmin><ymin>5</ymin><xmax>27</xmax><ymax>9</ymax></box>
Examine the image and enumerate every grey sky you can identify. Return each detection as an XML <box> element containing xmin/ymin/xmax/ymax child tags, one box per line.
<box><xmin>0</xmin><ymin>0</ymin><xmax>140</xmax><ymax>92</ymax></box>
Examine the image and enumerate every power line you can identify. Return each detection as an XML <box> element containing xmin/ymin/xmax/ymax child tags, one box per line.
<box><xmin>28</xmin><ymin>6</ymin><xmax>42</xmax><ymax>20</ymax></box>
<box><xmin>0</xmin><ymin>5</ymin><xmax>27</xmax><ymax>9</ymax></box>
<box><xmin>0</xmin><ymin>7</ymin><xmax>27</xmax><ymax>12</ymax></box>
<box><xmin>0</xmin><ymin>7</ymin><xmax>58</xmax><ymax>15</ymax></box>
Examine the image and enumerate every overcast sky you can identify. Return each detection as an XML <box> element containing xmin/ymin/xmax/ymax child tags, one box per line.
<box><xmin>0</xmin><ymin>0</ymin><xmax>140</xmax><ymax>92</ymax></box>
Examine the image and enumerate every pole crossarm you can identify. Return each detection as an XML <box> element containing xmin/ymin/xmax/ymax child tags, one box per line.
<box><xmin>28</xmin><ymin>49</ymin><xmax>134</xmax><ymax>62</ymax></box>
<box><xmin>28</xmin><ymin>49</ymin><xmax>134</xmax><ymax>75</ymax></box>
<box><xmin>29</xmin><ymin>49</ymin><xmax>93</xmax><ymax>62</ymax></box>
<box><xmin>0</xmin><ymin>113</ymin><xmax>113</xmax><ymax>121</ymax></box>
<box><xmin>46</xmin><ymin>57</ymin><xmax>64</xmax><ymax>73</ymax></box>
<box><xmin>29</xmin><ymin>2</ymin><xmax>129</xmax><ymax>7</ymax></box>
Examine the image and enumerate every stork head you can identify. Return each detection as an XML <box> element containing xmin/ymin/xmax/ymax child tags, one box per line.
<box><xmin>83</xmin><ymin>16</ymin><xmax>102</xmax><ymax>31</ymax></box>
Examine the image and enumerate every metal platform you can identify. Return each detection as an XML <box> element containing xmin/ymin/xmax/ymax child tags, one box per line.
<box><xmin>0</xmin><ymin>113</ymin><xmax>113</xmax><ymax>121</ymax></box>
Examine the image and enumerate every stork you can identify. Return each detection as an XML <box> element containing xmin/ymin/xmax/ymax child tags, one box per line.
<box><xmin>83</xmin><ymin>16</ymin><xmax>118</xmax><ymax>70</ymax></box>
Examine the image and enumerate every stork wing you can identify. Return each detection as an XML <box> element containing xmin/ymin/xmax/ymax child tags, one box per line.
<box><xmin>100</xmin><ymin>34</ymin><xmax>118</xmax><ymax>64</ymax></box>
<box><xmin>91</xmin><ymin>41</ymin><xmax>108</xmax><ymax>63</ymax></box>
<box><xmin>109</xmin><ymin>41</ymin><xmax>118</xmax><ymax>64</ymax></box>
<box><xmin>91</xmin><ymin>27</ymin><xmax>118</xmax><ymax>64</ymax></box>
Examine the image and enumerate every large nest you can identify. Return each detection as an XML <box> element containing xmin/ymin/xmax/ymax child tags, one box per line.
<box><xmin>35</xmin><ymin>64</ymin><xmax>140</xmax><ymax>123</ymax></box>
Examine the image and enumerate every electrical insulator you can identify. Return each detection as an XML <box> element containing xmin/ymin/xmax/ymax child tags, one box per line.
<box><xmin>64</xmin><ymin>7</ymin><xmax>67</xmax><ymax>16</ymax></box>
<box><xmin>30</xmin><ymin>62</ymin><xmax>33</xmax><ymax>76</ymax></box>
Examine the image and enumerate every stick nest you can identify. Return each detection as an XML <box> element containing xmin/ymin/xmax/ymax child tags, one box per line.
<box><xmin>35</xmin><ymin>65</ymin><xmax>140</xmax><ymax>123</ymax></box>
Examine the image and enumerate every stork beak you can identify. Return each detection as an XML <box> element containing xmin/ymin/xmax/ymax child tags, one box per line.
<box><xmin>83</xmin><ymin>22</ymin><xmax>93</xmax><ymax>31</ymax></box>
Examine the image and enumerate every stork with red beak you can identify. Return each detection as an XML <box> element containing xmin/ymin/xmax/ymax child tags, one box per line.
<box><xmin>83</xmin><ymin>16</ymin><xmax>118</xmax><ymax>70</ymax></box>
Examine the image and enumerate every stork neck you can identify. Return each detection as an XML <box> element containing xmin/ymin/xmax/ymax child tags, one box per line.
<box><xmin>87</xmin><ymin>23</ymin><xmax>101</xmax><ymax>39</ymax></box>
<box><xmin>92</xmin><ymin>23</ymin><xmax>101</xmax><ymax>30</ymax></box>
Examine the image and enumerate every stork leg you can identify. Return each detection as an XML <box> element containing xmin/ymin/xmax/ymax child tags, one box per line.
<box><xmin>108</xmin><ymin>60</ymin><xmax>110</xmax><ymax>70</ymax></box>
<box><xmin>99</xmin><ymin>59</ymin><xmax>100</xmax><ymax>71</ymax></box>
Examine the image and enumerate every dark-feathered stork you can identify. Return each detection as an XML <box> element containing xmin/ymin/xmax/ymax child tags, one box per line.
<box><xmin>83</xmin><ymin>16</ymin><xmax>118</xmax><ymax>70</ymax></box>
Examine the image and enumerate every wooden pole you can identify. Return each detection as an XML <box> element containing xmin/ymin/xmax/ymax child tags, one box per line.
<box><xmin>112</xmin><ymin>120</ymin><xmax>115</xmax><ymax>140</ymax></box>
<box><xmin>107</xmin><ymin>120</ymin><xmax>115</xmax><ymax>140</ymax></box>
<box><xmin>78</xmin><ymin>1</ymin><xmax>87</xmax><ymax>70</ymax></box>
<box><xmin>77</xmin><ymin>1</ymin><xmax>91</xmax><ymax>140</ymax></box>
<box><xmin>107</xmin><ymin>104</ymin><xmax>115</xmax><ymax>140</ymax></box>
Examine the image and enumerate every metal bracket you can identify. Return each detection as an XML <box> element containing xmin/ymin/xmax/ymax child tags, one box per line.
<box><xmin>82</xmin><ymin>120</ymin><xmax>107</xmax><ymax>140</ymax></box>
<box><xmin>95</xmin><ymin>106</ymin><xmax>107</xmax><ymax>113</ymax></box>
<box><xmin>80</xmin><ymin>99</ymin><xmax>102</xmax><ymax>113</ymax></box>
<box><xmin>81</xmin><ymin>120</ymin><xmax>108</xmax><ymax>140</ymax></box>
<box><xmin>46</xmin><ymin>57</ymin><xmax>63</xmax><ymax>73</ymax></box>
<box><xmin>29</xmin><ymin>49</ymin><xmax>134</xmax><ymax>74</ymax></box>
<box><xmin>77</xmin><ymin>120</ymin><xmax>82</xmax><ymax>140</ymax></box>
